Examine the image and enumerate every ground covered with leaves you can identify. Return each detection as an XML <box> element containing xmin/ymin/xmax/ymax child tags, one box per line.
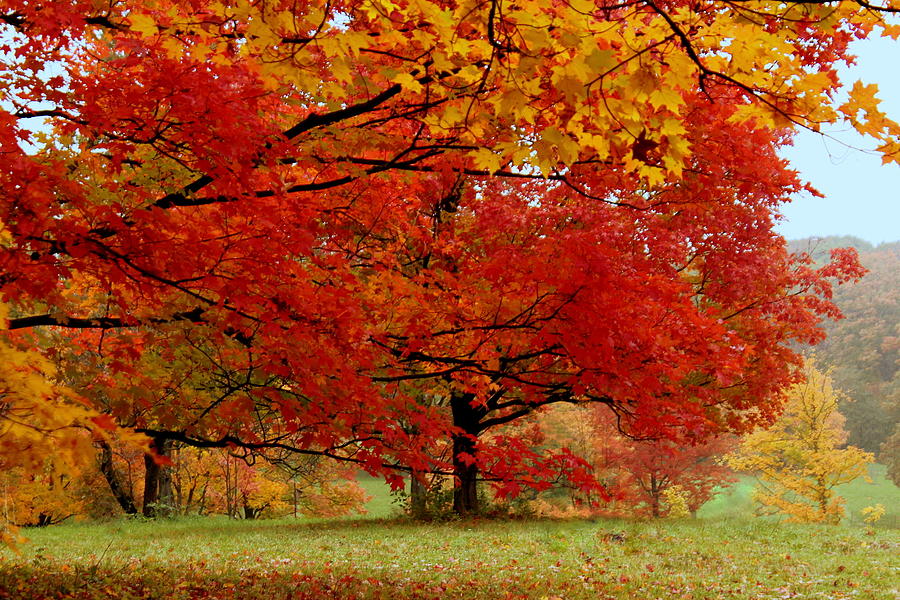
<box><xmin>1</xmin><ymin>517</ymin><xmax>897</xmax><ymax>599</ymax></box>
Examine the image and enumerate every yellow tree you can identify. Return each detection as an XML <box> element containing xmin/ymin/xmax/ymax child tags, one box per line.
<box><xmin>1</xmin><ymin>285</ymin><xmax>147</xmax><ymax>544</ymax></box>
<box><xmin>727</xmin><ymin>361</ymin><xmax>873</xmax><ymax>523</ymax></box>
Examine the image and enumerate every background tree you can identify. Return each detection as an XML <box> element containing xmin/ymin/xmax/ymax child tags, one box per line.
<box><xmin>0</xmin><ymin>468</ymin><xmax>85</xmax><ymax>527</ymax></box>
<box><xmin>0</xmin><ymin>299</ymin><xmax>146</xmax><ymax>543</ymax></box>
<box><xmin>727</xmin><ymin>361</ymin><xmax>874</xmax><ymax>523</ymax></box>
<box><xmin>605</xmin><ymin>435</ymin><xmax>736</xmax><ymax>519</ymax></box>
<box><xmin>538</xmin><ymin>406</ymin><xmax>735</xmax><ymax>518</ymax></box>
<box><xmin>879</xmin><ymin>426</ymin><xmax>900</xmax><ymax>487</ymax></box>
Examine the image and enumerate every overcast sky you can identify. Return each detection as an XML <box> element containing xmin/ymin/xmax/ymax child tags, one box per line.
<box><xmin>776</xmin><ymin>34</ymin><xmax>900</xmax><ymax>245</ymax></box>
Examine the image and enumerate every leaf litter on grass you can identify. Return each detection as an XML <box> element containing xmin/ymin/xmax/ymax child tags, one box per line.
<box><xmin>0</xmin><ymin>517</ymin><xmax>896</xmax><ymax>599</ymax></box>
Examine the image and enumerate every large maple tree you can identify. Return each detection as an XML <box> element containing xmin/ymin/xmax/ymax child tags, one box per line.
<box><xmin>1</xmin><ymin>0</ymin><xmax>896</xmax><ymax>514</ymax></box>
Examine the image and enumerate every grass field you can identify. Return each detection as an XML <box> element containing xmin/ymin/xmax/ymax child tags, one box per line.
<box><xmin>1</xmin><ymin>515</ymin><xmax>897</xmax><ymax>599</ymax></box>
<box><xmin>1</xmin><ymin>467</ymin><xmax>897</xmax><ymax>599</ymax></box>
<box><xmin>358</xmin><ymin>464</ymin><xmax>900</xmax><ymax>527</ymax></box>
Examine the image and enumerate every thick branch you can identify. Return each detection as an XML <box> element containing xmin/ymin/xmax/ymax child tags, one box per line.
<box><xmin>135</xmin><ymin>428</ymin><xmax>410</xmax><ymax>473</ymax></box>
<box><xmin>151</xmin><ymin>69</ymin><xmax>443</xmax><ymax>210</ymax></box>
<box><xmin>6</xmin><ymin>308</ymin><xmax>205</xmax><ymax>331</ymax></box>
<box><xmin>6</xmin><ymin>308</ymin><xmax>253</xmax><ymax>346</ymax></box>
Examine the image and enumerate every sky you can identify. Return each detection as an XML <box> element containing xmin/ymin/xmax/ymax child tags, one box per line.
<box><xmin>776</xmin><ymin>34</ymin><xmax>900</xmax><ymax>245</ymax></box>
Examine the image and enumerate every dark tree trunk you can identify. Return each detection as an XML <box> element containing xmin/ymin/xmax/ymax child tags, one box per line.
<box><xmin>452</xmin><ymin>433</ymin><xmax>479</xmax><ymax>514</ymax></box>
<box><xmin>143</xmin><ymin>451</ymin><xmax>160</xmax><ymax>517</ymax></box>
<box><xmin>96</xmin><ymin>439</ymin><xmax>138</xmax><ymax>515</ymax></box>
<box><xmin>143</xmin><ymin>436</ymin><xmax>171</xmax><ymax>517</ymax></box>
<box><xmin>451</xmin><ymin>392</ymin><xmax>482</xmax><ymax>515</ymax></box>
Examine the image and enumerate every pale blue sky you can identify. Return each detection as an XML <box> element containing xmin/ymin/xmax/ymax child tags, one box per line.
<box><xmin>777</xmin><ymin>34</ymin><xmax>900</xmax><ymax>245</ymax></box>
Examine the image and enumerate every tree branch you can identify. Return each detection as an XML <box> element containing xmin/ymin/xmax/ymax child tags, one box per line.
<box><xmin>6</xmin><ymin>308</ymin><xmax>206</xmax><ymax>331</ymax></box>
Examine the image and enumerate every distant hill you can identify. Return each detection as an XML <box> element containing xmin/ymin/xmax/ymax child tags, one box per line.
<box><xmin>787</xmin><ymin>235</ymin><xmax>876</xmax><ymax>257</ymax></box>
<box><xmin>788</xmin><ymin>236</ymin><xmax>899</xmax><ymax>455</ymax></box>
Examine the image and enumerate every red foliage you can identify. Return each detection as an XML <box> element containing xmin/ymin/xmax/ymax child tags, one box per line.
<box><xmin>0</xmin><ymin>0</ymin><xmax>878</xmax><ymax>514</ymax></box>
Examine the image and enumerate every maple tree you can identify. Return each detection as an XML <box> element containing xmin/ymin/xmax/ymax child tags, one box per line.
<box><xmin>726</xmin><ymin>360</ymin><xmax>874</xmax><ymax>523</ymax></box>
<box><xmin>598</xmin><ymin>432</ymin><xmax>736</xmax><ymax>519</ymax></box>
<box><xmin>1</xmin><ymin>0</ymin><xmax>896</xmax><ymax>516</ymax></box>
<box><xmin>620</xmin><ymin>436</ymin><xmax>736</xmax><ymax>519</ymax></box>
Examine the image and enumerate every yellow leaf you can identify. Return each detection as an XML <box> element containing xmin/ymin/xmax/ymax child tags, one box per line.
<box><xmin>568</xmin><ymin>0</ymin><xmax>595</xmax><ymax>13</ymax></box>
<box><xmin>584</xmin><ymin>48</ymin><xmax>615</xmax><ymax>75</ymax></box>
<box><xmin>649</xmin><ymin>88</ymin><xmax>685</xmax><ymax>111</ymax></box>
<box><xmin>128</xmin><ymin>13</ymin><xmax>158</xmax><ymax>37</ymax></box>
<box><xmin>471</xmin><ymin>148</ymin><xmax>502</xmax><ymax>173</ymax></box>
<box><xmin>394</xmin><ymin>72</ymin><xmax>424</xmax><ymax>93</ymax></box>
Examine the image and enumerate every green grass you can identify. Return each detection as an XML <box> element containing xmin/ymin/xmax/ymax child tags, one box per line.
<box><xmin>361</xmin><ymin>464</ymin><xmax>900</xmax><ymax>527</ymax></box>
<box><xmin>2</xmin><ymin>515</ymin><xmax>897</xmax><ymax>599</ymax></box>
<box><xmin>1</xmin><ymin>468</ymin><xmax>896</xmax><ymax>599</ymax></box>
<box><xmin>357</xmin><ymin>473</ymin><xmax>402</xmax><ymax>519</ymax></box>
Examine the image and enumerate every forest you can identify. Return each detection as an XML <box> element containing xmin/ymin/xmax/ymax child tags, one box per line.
<box><xmin>793</xmin><ymin>238</ymin><xmax>899</xmax><ymax>458</ymax></box>
<box><xmin>0</xmin><ymin>0</ymin><xmax>898</xmax><ymax>598</ymax></box>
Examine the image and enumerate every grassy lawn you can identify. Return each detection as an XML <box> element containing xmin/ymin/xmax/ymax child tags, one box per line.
<box><xmin>1</xmin><ymin>515</ymin><xmax>897</xmax><ymax>599</ymax></box>
<box><xmin>1</xmin><ymin>466</ymin><xmax>896</xmax><ymax>599</ymax></box>
<box><xmin>357</xmin><ymin>473</ymin><xmax>401</xmax><ymax>519</ymax></box>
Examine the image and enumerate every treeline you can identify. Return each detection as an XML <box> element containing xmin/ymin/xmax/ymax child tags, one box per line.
<box><xmin>788</xmin><ymin>236</ymin><xmax>899</xmax><ymax>467</ymax></box>
<box><xmin>0</xmin><ymin>445</ymin><xmax>369</xmax><ymax>527</ymax></box>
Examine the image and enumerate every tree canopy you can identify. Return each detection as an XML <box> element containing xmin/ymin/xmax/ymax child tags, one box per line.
<box><xmin>727</xmin><ymin>360</ymin><xmax>874</xmax><ymax>523</ymax></box>
<box><xmin>1</xmin><ymin>0</ymin><xmax>896</xmax><ymax>514</ymax></box>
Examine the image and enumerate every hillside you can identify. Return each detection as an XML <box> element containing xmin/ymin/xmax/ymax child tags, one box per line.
<box><xmin>788</xmin><ymin>236</ymin><xmax>899</xmax><ymax>456</ymax></box>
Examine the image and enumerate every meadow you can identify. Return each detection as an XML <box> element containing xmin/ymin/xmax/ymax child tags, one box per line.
<box><xmin>0</xmin><ymin>466</ymin><xmax>897</xmax><ymax>600</ymax></box>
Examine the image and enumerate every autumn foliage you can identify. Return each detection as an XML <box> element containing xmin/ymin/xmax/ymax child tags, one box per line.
<box><xmin>0</xmin><ymin>0</ymin><xmax>894</xmax><ymax>517</ymax></box>
<box><xmin>727</xmin><ymin>361</ymin><xmax>874</xmax><ymax>523</ymax></box>
<box><xmin>0</xmin><ymin>301</ymin><xmax>150</xmax><ymax>543</ymax></box>
<box><xmin>536</xmin><ymin>406</ymin><xmax>735</xmax><ymax>518</ymax></box>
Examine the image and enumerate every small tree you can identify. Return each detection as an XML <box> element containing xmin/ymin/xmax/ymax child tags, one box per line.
<box><xmin>614</xmin><ymin>436</ymin><xmax>736</xmax><ymax>519</ymax></box>
<box><xmin>537</xmin><ymin>406</ymin><xmax>736</xmax><ymax>518</ymax></box>
<box><xmin>727</xmin><ymin>361</ymin><xmax>873</xmax><ymax>523</ymax></box>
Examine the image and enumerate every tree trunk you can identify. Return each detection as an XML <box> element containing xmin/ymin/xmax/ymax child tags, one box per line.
<box><xmin>96</xmin><ymin>440</ymin><xmax>138</xmax><ymax>515</ymax></box>
<box><xmin>224</xmin><ymin>456</ymin><xmax>238</xmax><ymax>518</ymax></box>
<box><xmin>451</xmin><ymin>391</ymin><xmax>482</xmax><ymax>515</ymax></box>
<box><xmin>143</xmin><ymin>436</ymin><xmax>170</xmax><ymax>517</ymax></box>
<box><xmin>452</xmin><ymin>434</ymin><xmax>479</xmax><ymax>514</ymax></box>
<box><xmin>650</xmin><ymin>475</ymin><xmax>661</xmax><ymax>519</ymax></box>
<box><xmin>143</xmin><ymin>454</ymin><xmax>160</xmax><ymax>517</ymax></box>
<box><xmin>410</xmin><ymin>471</ymin><xmax>428</xmax><ymax>518</ymax></box>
